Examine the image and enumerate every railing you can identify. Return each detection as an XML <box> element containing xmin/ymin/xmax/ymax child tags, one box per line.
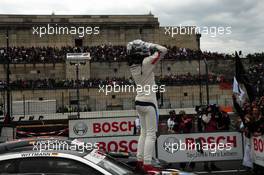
<box><xmin>0</xmin><ymin>85</ymin><xmax>232</xmax><ymax>117</ymax></box>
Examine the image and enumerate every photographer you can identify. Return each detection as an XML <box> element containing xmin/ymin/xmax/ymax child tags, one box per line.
<box><xmin>179</xmin><ymin>110</ymin><xmax>193</xmax><ymax>134</ymax></box>
<box><xmin>167</xmin><ymin>110</ymin><xmax>179</xmax><ymax>133</ymax></box>
<box><xmin>178</xmin><ymin>110</ymin><xmax>195</xmax><ymax>171</ymax></box>
<box><xmin>195</xmin><ymin>106</ymin><xmax>205</xmax><ymax>132</ymax></box>
<box><xmin>217</xmin><ymin>110</ymin><xmax>231</xmax><ymax>131</ymax></box>
<box><xmin>202</xmin><ymin>106</ymin><xmax>217</xmax><ymax>132</ymax></box>
<box><xmin>201</xmin><ymin>105</ymin><xmax>221</xmax><ymax>171</ymax></box>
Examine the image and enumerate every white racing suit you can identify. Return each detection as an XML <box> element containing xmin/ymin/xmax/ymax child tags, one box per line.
<box><xmin>129</xmin><ymin>40</ymin><xmax>167</xmax><ymax>165</ymax></box>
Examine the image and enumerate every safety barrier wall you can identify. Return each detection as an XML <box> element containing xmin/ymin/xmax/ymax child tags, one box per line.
<box><xmin>68</xmin><ymin>118</ymin><xmax>243</xmax><ymax>163</ymax></box>
<box><xmin>251</xmin><ymin>136</ymin><xmax>264</xmax><ymax>167</ymax></box>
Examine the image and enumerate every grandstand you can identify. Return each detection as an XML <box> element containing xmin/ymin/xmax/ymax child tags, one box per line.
<box><xmin>0</xmin><ymin>14</ymin><xmax>198</xmax><ymax>49</ymax></box>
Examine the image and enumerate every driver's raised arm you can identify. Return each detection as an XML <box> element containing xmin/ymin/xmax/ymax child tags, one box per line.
<box><xmin>143</xmin><ymin>42</ymin><xmax>167</xmax><ymax>65</ymax></box>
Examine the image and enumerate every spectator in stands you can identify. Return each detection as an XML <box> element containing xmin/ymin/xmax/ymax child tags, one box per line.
<box><xmin>1</xmin><ymin>46</ymin><xmax>263</xmax><ymax>64</ymax></box>
<box><xmin>248</xmin><ymin>63</ymin><xmax>264</xmax><ymax>97</ymax></box>
<box><xmin>233</xmin><ymin>95</ymin><xmax>264</xmax><ymax>137</ymax></box>
<box><xmin>0</xmin><ymin>72</ymin><xmax>229</xmax><ymax>91</ymax></box>
<box><xmin>247</xmin><ymin>52</ymin><xmax>264</xmax><ymax>63</ymax></box>
<box><xmin>0</xmin><ymin>45</ymin><xmax>238</xmax><ymax>64</ymax></box>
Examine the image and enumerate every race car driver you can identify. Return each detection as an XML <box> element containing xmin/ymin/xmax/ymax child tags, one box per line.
<box><xmin>127</xmin><ymin>39</ymin><xmax>167</xmax><ymax>174</ymax></box>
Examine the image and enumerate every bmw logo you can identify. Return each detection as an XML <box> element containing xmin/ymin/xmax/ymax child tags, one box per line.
<box><xmin>73</xmin><ymin>122</ymin><xmax>88</xmax><ymax>136</ymax></box>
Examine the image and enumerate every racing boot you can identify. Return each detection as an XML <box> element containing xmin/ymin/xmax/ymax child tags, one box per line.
<box><xmin>135</xmin><ymin>161</ymin><xmax>144</xmax><ymax>172</ymax></box>
<box><xmin>143</xmin><ymin>164</ymin><xmax>161</xmax><ymax>175</ymax></box>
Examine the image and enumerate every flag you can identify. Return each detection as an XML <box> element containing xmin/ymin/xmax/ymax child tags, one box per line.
<box><xmin>235</xmin><ymin>52</ymin><xmax>255</xmax><ymax>102</ymax></box>
<box><xmin>233</xmin><ymin>77</ymin><xmax>245</xmax><ymax>101</ymax></box>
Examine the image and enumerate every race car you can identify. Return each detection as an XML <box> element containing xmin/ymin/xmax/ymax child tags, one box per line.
<box><xmin>0</xmin><ymin>137</ymin><xmax>196</xmax><ymax>175</ymax></box>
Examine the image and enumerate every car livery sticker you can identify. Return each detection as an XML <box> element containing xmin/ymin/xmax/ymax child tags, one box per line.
<box><xmin>84</xmin><ymin>149</ymin><xmax>106</xmax><ymax>164</ymax></box>
<box><xmin>71</xmin><ymin>139</ymin><xmax>85</xmax><ymax>146</ymax></box>
<box><xmin>21</xmin><ymin>152</ymin><xmax>58</xmax><ymax>157</ymax></box>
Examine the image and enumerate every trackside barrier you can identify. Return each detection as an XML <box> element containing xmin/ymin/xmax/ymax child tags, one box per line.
<box><xmin>0</xmin><ymin>127</ymin><xmax>14</xmax><ymax>142</ymax></box>
<box><xmin>252</xmin><ymin>136</ymin><xmax>264</xmax><ymax>167</ymax></box>
<box><xmin>69</xmin><ymin>119</ymin><xmax>243</xmax><ymax>162</ymax></box>
<box><xmin>69</xmin><ymin>117</ymin><xmax>136</xmax><ymax>138</ymax></box>
<box><xmin>81</xmin><ymin>136</ymin><xmax>139</xmax><ymax>153</ymax></box>
<box><xmin>157</xmin><ymin>132</ymin><xmax>243</xmax><ymax>162</ymax></box>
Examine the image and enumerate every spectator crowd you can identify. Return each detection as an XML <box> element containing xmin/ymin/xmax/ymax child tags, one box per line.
<box><xmin>166</xmin><ymin>106</ymin><xmax>230</xmax><ymax>171</ymax></box>
<box><xmin>0</xmin><ymin>45</ymin><xmax>127</xmax><ymax>63</ymax></box>
<box><xmin>0</xmin><ymin>73</ymin><xmax>229</xmax><ymax>90</ymax></box>
<box><xmin>0</xmin><ymin>45</ymin><xmax>237</xmax><ymax>64</ymax></box>
<box><xmin>233</xmin><ymin>94</ymin><xmax>264</xmax><ymax>174</ymax></box>
<box><xmin>247</xmin><ymin>52</ymin><xmax>264</xmax><ymax>63</ymax></box>
<box><xmin>248</xmin><ymin>63</ymin><xmax>264</xmax><ymax>97</ymax></box>
<box><xmin>159</xmin><ymin>73</ymin><xmax>230</xmax><ymax>86</ymax></box>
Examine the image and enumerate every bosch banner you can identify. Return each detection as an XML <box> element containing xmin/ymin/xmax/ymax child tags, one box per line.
<box><xmin>252</xmin><ymin>136</ymin><xmax>264</xmax><ymax>167</ymax></box>
<box><xmin>81</xmin><ymin>136</ymin><xmax>139</xmax><ymax>153</ymax></box>
<box><xmin>157</xmin><ymin>132</ymin><xmax>243</xmax><ymax>162</ymax></box>
<box><xmin>69</xmin><ymin>117</ymin><xmax>136</xmax><ymax>138</ymax></box>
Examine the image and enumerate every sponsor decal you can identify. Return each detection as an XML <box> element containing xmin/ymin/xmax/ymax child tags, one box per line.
<box><xmin>21</xmin><ymin>152</ymin><xmax>57</xmax><ymax>157</ymax></box>
<box><xmin>84</xmin><ymin>149</ymin><xmax>106</xmax><ymax>164</ymax></box>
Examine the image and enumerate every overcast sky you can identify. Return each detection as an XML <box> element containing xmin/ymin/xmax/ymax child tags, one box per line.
<box><xmin>0</xmin><ymin>0</ymin><xmax>263</xmax><ymax>54</ymax></box>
